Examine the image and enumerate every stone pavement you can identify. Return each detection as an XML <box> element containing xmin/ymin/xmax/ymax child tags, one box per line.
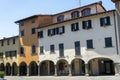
<box><xmin>4</xmin><ymin>76</ymin><xmax>120</xmax><ymax>80</ymax></box>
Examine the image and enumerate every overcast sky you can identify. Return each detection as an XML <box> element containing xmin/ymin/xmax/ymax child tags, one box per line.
<box><xmin>0</xmin><ymin>0</ymin><xmax>115</xmax><ymax>39</ymax></box>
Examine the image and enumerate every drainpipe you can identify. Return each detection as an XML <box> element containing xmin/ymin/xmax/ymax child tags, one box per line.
<box><xmin>113</xmin><ymin>11</ymin><xmax>119</xmax><ymax>55</ymax></box>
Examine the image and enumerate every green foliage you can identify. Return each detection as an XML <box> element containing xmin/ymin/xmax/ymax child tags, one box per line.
<box><xmin>0</xmin><ymin>71</ymin><xmax>5</xmax><ymax>78</ymax></box>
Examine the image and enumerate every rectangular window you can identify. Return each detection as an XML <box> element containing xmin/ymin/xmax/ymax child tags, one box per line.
<box><xmin>75</xmin><ymin>41</ymin><xmax>80</xmax><ymax>56</ymax></box>
<box><xmin>58</xmin><ymin>26</ymin><xmax>65</xmax><ymax>34</ymax></box>
<box><xmin>1</xmin><ymin>41</ymin><xmax>4</xmax><ymax>46</ymax></box>
<box><xmin>59</xmin><ymin>43</ymin><xmax>64</xmax><ymax>57</ymax></box>
<box><xmin>7</xmin><ymin>39</ymin><xmax>10</xmax><ymax>45</ymax></box>
<box><xmin>82</xmin><ymin>20</ymin><xmax>92</xmax><ymax>29</ymax></box>
<box><xmin>20</xmin><ymin>30</ymin><xmax>24</xmax><ymax>37</ymax></box>
<box><xmin>105</xmin><ymin>37</ymin><xmax>112</xmax><ymax>47</ymax></box>
<box><xmin>32</xmin><ymin>45</ymin><xmax>36</xmax><ymax>54</ymax></box>
<box><xmin>31</xmin><ymin>28</ymin><xmax>36</xmax><ymax>34</ymax></box>
<box><xmin>13</xmin><ymin>38</ymin><xmax>16</xmax><ymax>44</ymax></box>
<box><xmin>20</xmin><ymin>47</ymin><xmax>24</xmax><ymax>55</ymax></box>
<box><xmin>50</xmin><ymin>45</ymin><xmax>55</xmax><ymax>53</ymax></box>
<box><xmin>87</xmin><ymin>39</ymin><xmax>93</xmax><ymax>49</ymax></box>
<box><xmin>40</xmin><ymin>46</ymin><xmax>44</xmax><ymax>54</ymax></box>
<box><xmin>38</xmin><ymin>31</ymin><xmax>43</xmax><ymax>38</ymax></box>
<box><xmin>48</xmin><ymin>28</ymin><xmax>55</xmax><ymax>36</ymax></box>
<box><xmin>100</xmin><ymin>16</ymin><xmax>110</xmax><ymax>26</ymax></box>
<box><xmin>71</xmin><ymin>23</ymin><xmax>79</xmax><ymax>31</ymax></box>
<box><xmin>0</xmin><ymin>52</ymin><xmax>3</xmax><ymax>58</ymax></box>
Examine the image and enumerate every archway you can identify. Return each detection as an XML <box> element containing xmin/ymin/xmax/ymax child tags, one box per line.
<box><xmin>19</xmin><ymin>62</ymin><xmax>27</xmax><ymax>76</ymax></box>
<box><xmin>29</xmin><ymin>61</ymin><xmax>38</xmax><ymax>76</ymax></box>
<box><xmin>56</xmin><ymin>59</ymin><xmax>69</xmax><ymax>76</ymax></box>
<box><xmin>88</xmin><ymin>58</ymin><xmax>115</xmax><ymax>76</ymax></box>
<box><xmin>6</xmin><ymin>63</ymin><xmax>11</xmax><ymax>76</ymax></box>
<box><xmin>12</xmin><ymin>62</ymin><xmax>18</xmax><ymax>76</ymax></box>
<box><xmin>71</xmin><ymin>58</ymin><xmax>85</xmax><ymax>76</ymax></box>
<box><xmin>40</xmin><ymin>60</ymin><xmax>55</xmax><ymax>76</ymax></box>
<box><xmin>0</xmin><ymin>63</ymin><xmax>4</xmax><ymax>71</ymax></box>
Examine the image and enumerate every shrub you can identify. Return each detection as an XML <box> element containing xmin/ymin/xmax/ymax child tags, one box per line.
<box><xmin>0</xmin><ymin>71</ymin><xmax>5</xmax><ymax>78</ymax></box>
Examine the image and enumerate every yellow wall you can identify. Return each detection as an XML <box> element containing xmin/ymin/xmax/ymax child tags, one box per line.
<box><xmin>18</xmin><ymin>15</ymin><xmax>53</xmax><ymax>66</ymax></box>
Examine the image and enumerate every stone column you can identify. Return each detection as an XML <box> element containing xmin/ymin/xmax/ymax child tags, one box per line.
<box><xmin>69</xmin><ymin>64</ymin><xmax>72</xmax><ymax>76</ymax></box>
<box><xmin>85</xmin><ymin>64</ymin><xmax>89</xmax><ymax>76</ymax></box>
<box><xmin>27</xmin><ymin>66</ymin><xmax>29</xmax><ymax>76</ymax></box>
<box><xmin>11</xmin><ymin>66</ymin><xmax>12</xmax><ymax>76</ymax></box>
<box><xmin>17</xmin><ymin>66</ymin><xmax>19</xmax><ymax>76</ymax></box>
<box><xmin>54</xmin><ymin>65</ymin><xmax>57</xmax><ymax>76</ymax></box>
<box><xmin>38</xmin><ymin>65</ymin><xmax>40</xmax><ymax>76</ymax></box>
<box><xmin>114</xmin><ymin>63</ymin><xmax>120</xmax><ymax>76</ymax></box>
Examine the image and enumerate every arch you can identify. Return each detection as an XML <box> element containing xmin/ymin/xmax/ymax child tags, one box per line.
<box><xmin>71</xmin><ymin>58</ymin><xmax>85</xmax><ymax>76</ymax></box>
<box><xmin>29</xmin><ymin>61</ymin><xmax>38</xmax><ymax>76</ymax></box>
<box><xmin>81</xmin><ymin>8</ymin><xmax>91</xmax><ymax>16</ymax></box>
<box><xmin>40</xmin><ymin>60</ymin><xmax>55</xmax><ymax>76</ymax></box>
<box><xmin>56</xmin><ymin>59</ymin><xmax>69</xmax><ymax>76</ymax></box>
<box><xmin>71</xmin><ymin>11</ymin><xmax>79</xmax><ymax>19</ymax></box>
<box><xmin>19</xmin><ymin>62</ymin><xmax>27</xmax><ymax>76</ymax></box>
<box><xmin>57</xmin><ymin>15</ymin><xmax>64</xmax><ymax>22</ymax></box>
<box><xmin>0</xmin><ymin>63</ymin><xmax>4</xmax><ymax>71</ymax></box>
<box><xmin>12</xmin><ymin>62</ymin><xmax>18</xmax><ymax>76</ymax></box>
<box><xmin>88</xmin><ymin>57</ymin><xmax>115</xmax><ymax>76</ymax></box>
<box><xmin>6</xmin><ymin>63</ymin><xmax>11</xmax><ymax>76</ymax></box>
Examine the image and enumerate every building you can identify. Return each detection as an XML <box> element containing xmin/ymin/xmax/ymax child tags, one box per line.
<box><xmin>0</xmin><ymin>36</ymin><xmax>19</xmax><ymax>76</ymax></box>
<box><xmin>15</xmin><ymin>15</ymin><xmax>53</xmax><ymax>76</ymax></box>
<box><xmin>37</xmin><ymin>1</ymin><xmax>120</xmax><ymax>76</ymax></box>
<box><xmin>0</xmin><ymin>1</ymin><xmax>120</xmax><ymax>77</ymax></box>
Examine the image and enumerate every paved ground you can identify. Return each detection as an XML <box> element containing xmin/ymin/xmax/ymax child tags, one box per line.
<box><xmin>4</xmin><ymin>76</ymin><xmax>120</xmax><ymax>80</ymax></box>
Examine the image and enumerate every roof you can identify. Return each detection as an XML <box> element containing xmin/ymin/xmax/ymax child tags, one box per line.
<box><xmin>53</xmin><ymin>1</ymin><xmax>106</xmax><ymax>16</ymax></box>
<box><xmin>0</xmin><ymin>36</ymin><xmax>19</xmax><ymax>41</ymax></box>
<box><xmin>15</xmin><ymin>1</ymin><xmax>106</xmax><ymax>24</ymax></box>
<box><xmin>111</xmin><ymin>0</ymin><xmax>120</xmax><ymax>3</ymax></box>
<box><xmin>37</xmin><ymin>10</ymin><xmax>116</xmax><ymax>29</ymax></box>
<box><xmin>15</xmin><ymin>14</ymin><xmax>52</xmax><ymax>23</ymax></box>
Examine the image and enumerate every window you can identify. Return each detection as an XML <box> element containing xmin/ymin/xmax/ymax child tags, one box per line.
<box><xmin>82</xmin><ymin>20</ymin><xmax>92</xmax><ymax>29</ymax></box>
<box><xmin>75</xmin><ymin>41</ymin><xmax>80</xmax><ymax>56</ymax></box>
<box><xmin>1</xmin><ymin>41</ymin><xmax>4</xmax><ymax>46</ymax></box>
<box><xmin>31</xmin><ymin>44</ymin><xmax>36</xmax><ymax>54</ymax></box>
<box><xmin>13</xmin><ymin>38</ymin><xmax>16</xmax><ymax>44</ymax></box>
<box><xmin>0</xmin><ymin>52</ymin><xmax>3</xmax><ymax>58</ymax></box>
<box><xmin>38</xmin><ymin>31</ymin><xmax>43</xmax><ymax>38</ymax></box>
<box><xmin>40</xmin><ymin>46</ymin><xmax>44</xmax><ymax>54</ymax></box>
<box><xmin>100</xmin><ymin>16</ymin><xmax>110</xmax><ymax>26</ymax></box>
<box><xmin>31</xmin><ymin>19</ymin><xmax>35</xmax><ymax>23</ymax></box>
<box><xmin>59</xmin><ymin>43</ymin><xmax>64</xmax><ymax>57</ymax></box>
<box><xmin>86</xmin><ymin>39</ymin><xmax>93</xmax><ymax>49</ymax></box>
<box><xmin>31</xmin><ymin>28</ymin><xmax>36</xmax><ymax>34</ymax></box>
<box><xmin>5</xmin><ymin>51</ymin><xmax>17</xmax><ymax>58</ymax></box>
<box><xmin>105</xmin><ymin>37</ymin><xmax>112</xmax><ymax>47</ymax></box>
<box><xmin>71</xmin><ymin>22</ymin><xmax>79</xmax><ymax>31</ymax></box>
<box><xmin>48</xmin><ymin>28</ymin><xmax>55</xmax><ymax>36</ymax></box>
<box><xmin>20</xmin><ymin>46</ymin><xmax>24</xmax><ymax>55</ymax></box>
<box><xmin>50</xmin><ymin>45</ymin><xmax>55</xmax><ymax>53</ymax></box>
<box><xmin>7</xmin><ymin>39</ymin><xmax>10</xmax><ymax>45</ymax></box>
<box><xmin>81</xmin><ymin>8</ymin><xmax>91</xmax><ymax>16</ymax></box>
<box><xmin>58</xmin><ymin>26</ymin><xmax>65</xmax><ymax>34</ymax></box>
<box><xmin>20</xmin><ymin>22</ymin><xmax>24</xmax><ymax>26</ymax></box>
<box><xmin>20</xmin><ymin>30</ymin><xmax>24</xmax><ymax>37</ymax></box>
<box><xmin>71</xmin><ymin>11</ymin><xmax>79</xmax><ymax>19</ymax></box>
<box><xmin>57</xmin><ymin>15</ymin><xmax>64</xmax><ymax>22</ymax></box>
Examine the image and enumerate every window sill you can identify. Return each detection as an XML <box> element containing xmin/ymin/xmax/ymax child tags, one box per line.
<box><xmin>20</xmin><ymin>54</ymin><xmax>25</xmax><ymax>56</ymax></box>
<box><xmin>50</xmin><ymin>52</ymin><xmax>56</xmax><ymax>54</ymax></box>
<box><xmin>104</xmin><ymin>46</ymin><xmax>114</xmax><ymax>48</ymax></box>
<box><xmin>31</xmin><ymin>53</ymin><xmax>37</xmax><ymax>56</ymax></box>
<box><xmin>86</xmin><ymin>48</ymin><xmax>94</xmax><ymax>50</ymax></box>
<box><xmin>101</xmin><ymin>24</ymin><xmax>111</xmax><ymax>27</ymax></box>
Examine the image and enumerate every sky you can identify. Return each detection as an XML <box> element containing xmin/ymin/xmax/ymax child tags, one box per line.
<box><xmin>0</xmin><ymin>0</ymin><xmax>115</xmax><ymax>39</ymax></box>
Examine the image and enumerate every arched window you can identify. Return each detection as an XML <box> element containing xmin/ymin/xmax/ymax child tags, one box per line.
<box><xmin>81</xmin><ymin>8</ymin><xmax>91</xmax><ymax>16</ymax></box>
<box><xmin>71</xmin><ymin>11</ymin><xmax>79</xmax><ymax>19</ymax></box>
<box><xmin>57</xmin><ymin>15</ymin><xmax>64</xmax><ymax>22</ymax></box>
<box><xmin>31</xmin><ymin>44</ymin><xmax>36</xmax><ymax>54</ymax></box>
